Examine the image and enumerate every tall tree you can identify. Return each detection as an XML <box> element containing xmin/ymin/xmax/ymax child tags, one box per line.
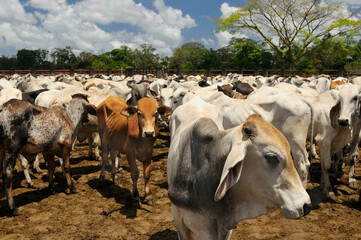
<box><xmin>50</xmin><ymin>46</ymin><xmax>76</xmax><ymax>69</ymax></box>
<box><xmin>169</xmin><ymin>42</ymin><xmax>208</xmax><ymax>69</ymax></box>
<box><xmin>216</xmin><ymin>0</ymin><xmax>361</xmax><ymax>69</ymax></box>
<box><xmin>17</xmin><ymin>49</ymin><xmax>36</xmax><ymax>69</ymax></box>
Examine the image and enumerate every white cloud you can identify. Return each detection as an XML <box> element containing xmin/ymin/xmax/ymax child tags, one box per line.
<box><xmin>215</xmin><ymin>31</ymin><xmax>247</xmax><ymax>47</ymax></box>
<box><xmin>201</xmin><ymin>38</ymin><xmax>215</xmax><ymax>46</ymax></box>
<box><xmin>0</xmin><ymin>0</ymin><xmax>197</xmax><ymax>57</ymax></box>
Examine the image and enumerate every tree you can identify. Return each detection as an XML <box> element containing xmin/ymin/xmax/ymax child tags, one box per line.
<box><xmin>50</xmin><ymin>46</ymin><xmax>76</xmax><ymax>69</ymax></box>
<box><xmin>17</xmin><ymin>49</ymin><xmax>37</xmax><ymax>69</ymax></box>
<box><xmin>169</xmin><ymin>42</ymin><xmax>208</xmax><ymax>69</ymax></box>
<box><xmin>76</xmin><ymin>51</ymin><xmax>94</xmax><ymax>69</ymax></box>
<box><xmin>216</xmin><ymin>0</ymin><xmax>361</xmax><ymax>69</ymax></box>
<box><xmin>132</xmin><ymin>44</ymin><xmax>161</xmax><ymax>68</ymax></box>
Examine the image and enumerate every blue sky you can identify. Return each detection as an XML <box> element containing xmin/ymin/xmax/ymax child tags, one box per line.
<box><xmin>0</xmin><ymin>0</ymin><xmax>359</xmax><ymax>57</ymax></box>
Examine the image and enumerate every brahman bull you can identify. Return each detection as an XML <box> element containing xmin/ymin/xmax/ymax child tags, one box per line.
<box><xmin>168</xmin><ymin>113</ymin><xmax>311</xmax><ymax>240</ymax></box>
<box><xmin>96</xmin><ymin>96</ymin><xmax>172</xmax><ymax>204</ymax></box>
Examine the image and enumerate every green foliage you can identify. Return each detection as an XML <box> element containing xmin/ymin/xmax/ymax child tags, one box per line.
<box><xmin>169</xmin><ymin>42</ymin><xmax>208</xmax><ymax>69</ymax></box>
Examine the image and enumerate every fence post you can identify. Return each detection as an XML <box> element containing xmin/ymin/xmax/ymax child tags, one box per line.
<box><xmin>192</xmin><ymin>69</ymin><xmax>196</xmax><ymax>76</ymax></box>
<box><xmin>338</xmin><ymin>69</ymin><xmax>344</xmax><ymax>77</ymax></box>
<box><xmin>207</xmin><ymin>69</ymin><xmax>211</xmax><ymax>77</ymax></box>
<box><xmin>280</xmin><ymin>68</ymin><xmax>285</xmax><ymax>77</ymax></box>
<box><xmin>70</xmin><ymin>68</ymin><xmax>75</xmax><ymax>76</ymax></box>
<box><xmin>107</xmin><ymin>69</ymin><xmax>112</xmax><ymax>76</ymax></box>
<box><xmin>89</xmin><ymin>68</ymin><xmax>94</xmax><ymax>76</ymax></box>
<box><xmin>240</xmin><ymin>68</ymin><xmax>243</xmax><ymax>75</ymax></box>
<box><xmin>177</xmin><ymin>69</ymin><xmax>181</xmax><ymax>76</ymax></box>
<box><xmin>221</xmin><ymin>69</ymin><xmax>226</xmax><ymax>76</ymax></box>
<box><xmin>31</xmin><ymin>69</ymin><xmax>36</xmax><ymax>77</ymax></box>
<box><xmin>254</xmin><ymin>69</ymin><xmax>259</xmax><ymax>76</ymax></box>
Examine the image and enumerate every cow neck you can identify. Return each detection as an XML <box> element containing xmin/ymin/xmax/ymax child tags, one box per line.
<box><xmin>65</xmin><ymin>100</ymin><xmax>85</xmax><ymax>131</ymax></box>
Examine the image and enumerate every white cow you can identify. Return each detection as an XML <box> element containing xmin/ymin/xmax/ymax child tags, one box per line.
<box><xmin>168</xmin><ymin>113</ymin><xmax>311</xmax><ymax>240</ymax></box>
<box><xmin>199</xmin><ymin>92</ymin><xmax>314</xmax><ymax>188</ymax></box>
<box><xmin>307</xmin><ymin>84</ymin><xmax>361</xmax><ymax>195</ymax></box>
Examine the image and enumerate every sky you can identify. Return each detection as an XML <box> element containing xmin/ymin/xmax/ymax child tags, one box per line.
<box><xmin>0</xmin><ymin>0</ymin><xmax>360</xmax><ymax>58</ymax></box>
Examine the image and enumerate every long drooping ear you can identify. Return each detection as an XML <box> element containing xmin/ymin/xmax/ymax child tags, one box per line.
<box><xmin>330</xmin><ymin>101</ymin><xmax>340</xmax><ymax>128</ymax></box>
<box><xmin>214</xmin><ymin>144</ymin><xmax>247</xmax><ymax>202</ymax></box>
<box><xmin>214</xmin><ymin>121</ymin><xmax>255</xmax><ymax>201</ymax></box>
<box><xmin>157</xmin><ymin>105</ymin><xmax>173</xmax><ymax>117</ymax></box>
<box><xmin>147</xmin><ymin>89</ymin><xmax>158</xmax><ymax>98</ymax></box>
<box><xmin>120</xmin><ymin>106</ymin><xmax>138</xmax><ymax>117</ymax></box>
<box><xmin>86</xmin><ymin>104</ymin><xmax>97</xmax><ymax>115</ymax></box>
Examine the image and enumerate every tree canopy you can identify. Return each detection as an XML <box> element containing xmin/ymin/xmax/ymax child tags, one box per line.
<box><xmin>216</xmin><ymin>0</ymin><xmax>361</xmax><ymax>69</ymax></box>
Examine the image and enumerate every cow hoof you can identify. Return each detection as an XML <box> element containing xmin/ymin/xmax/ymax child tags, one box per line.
<box><xmin>349</xmin><ymin>180</ymin><xmax>358</xmax><ymax>189</ymax></box>
<box><xmin>132</xmin><ymin>199</ymin><xmax>141</xmax><ymax>208</ymax></box>
<box><xmin>143</xmin><ymin>196</ymin><xmax>154</xmax><ymax>206</ymax></box>
<box><xmin>8</xmin><ymin>207</ymin><xmax>18</xmax><ymax>217</ymax></box>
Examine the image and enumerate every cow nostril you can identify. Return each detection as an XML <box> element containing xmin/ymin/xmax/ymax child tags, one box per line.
<box><xmin>338</xmin><ymin>119</ymin><xmax>349</xmax><ymax>126</ymax></box>
<box><xmin>144</xmin><ymin>131</ymin><xmax>154</xmax><ymax>137</ymax></box>
<box><xmin>303</xmin><ymin>203</ymin><xmax>312</xmax><ymax>216</ymax></box>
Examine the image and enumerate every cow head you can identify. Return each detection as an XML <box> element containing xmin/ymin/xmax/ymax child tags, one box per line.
<box><xmin>160</xmin><ymin>88</ymin><xmax>175</xmax><ymax>109</ymax></box>
<box><xmin>215</xmin><ymin>114</ymin><xmax>311</xmax><ymax>219</ymax></box>
<box><xmin>121</xmin><ymin>97</ymin><xmax>173</xmax><ymax>138</ymax></box>
<box><xmin>217</xmin><ymin>84</ymin><xmax>234</xmax><ymax>98</ymax></box>
<box><xmin>332</xmin><ymin>84</ymin><xmax>361</xmax><ymax>127</ymax></box>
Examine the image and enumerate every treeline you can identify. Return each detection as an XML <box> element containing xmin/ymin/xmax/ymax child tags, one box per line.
<box><xmin>1</xmin><ymin>37</ymin><xmax>361</xmax><ymax>71</ymax></box>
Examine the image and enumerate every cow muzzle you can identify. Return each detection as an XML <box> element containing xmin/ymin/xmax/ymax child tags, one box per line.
<box><xmin>338</xmin><ymin>118</ymin><xmax>349</xmax><ymax>126</ymax></box>
<box><xmin>143</xmin><ymin>131</ymin><xmax>155</xmax><ymax>138</ymax></box>
<box><xmin>303</xmin><ymin>203</ymin><xmax>312</xmax><ymax>216</ymax></box>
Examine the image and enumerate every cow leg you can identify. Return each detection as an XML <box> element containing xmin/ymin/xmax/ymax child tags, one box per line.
<box><xmin>19</xmin><ymin>154</ymin><xmax>34</xmax><ymax>187</ymax></box>
<box><xmin>172</xmin><ymin>204</ymin><xmax>192</xmax><ymax>240</ymax></box>
<box><xmin>347</xmin><ymin>138</ymin><xmax>359</xmax><ymax>188</ymax></box>
<box><xmin>110</xmin><ymin>150</ymin><xmax>118</xmax><ymax>183</ymax></box>
<box><xmin>2</xmin><ymin>153</ymin><xmax>18</xmax><ymax>216</ymax></box>
<box><xmin>99</xmin><ymin>140</ymin><xmax>109</xmax><ymax>183</ymax></box>
<box><xmin>44</xmin><ymin>153</ymin><xmax>55</xmax><ymax>193</ymax></box>
<box><xmin>317</xmin><ymin>138</ymin><xmax>333</xmax><ymax>197</ymax></box>
<box><xmin>62</xmin><ymin>146</ymin><xmax>75</xmax><ymax>194</ymax></box>
<box><xmin>90</xmin><ymin>132</ymin><xmax>101</xmax><ymax>161</ymax></box>
<box><xmin>126</xmin><ymin>153</ymin><xmax>139</xmax><ymax>205</ymax></box>
<box><xmin>289</xmin><ymin>144</ymin><xmax>309</xmax><ymax>189</ymax></box>
<box><xmin>143</xmin><ymin>159</ymin><xmax>153</xmax><ymax>204</ymax></box>
<box><xmin>33</xmin><ymin>153</ymin><xmax>43</xmax><ymax>173</ymax></box>
<box><xmin>311</xmin><ymin>143</ymin><xmax>320</xmax><ymax>159</ymax></box>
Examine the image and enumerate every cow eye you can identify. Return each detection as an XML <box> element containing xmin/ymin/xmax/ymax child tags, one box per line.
<box><xmin>353</xmin><ymin>96</ymin><xmax>358</xmax><ymax>101</ymax></box>
<box><xmin>265</xmin><ymin>154</ymin><xmax>279</xmax><ymax>168</ymax></box>
<box><xmin>138</xmin><ymin>111</ymin><xmax>143</xmax><ymax>116</ymax></box>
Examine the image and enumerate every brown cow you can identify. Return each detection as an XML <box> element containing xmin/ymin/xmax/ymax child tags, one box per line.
<box><xmin>330</xmin><ymin>80</ymin><xmax>346</xmax><ymax>89</ymax></box>
<box><xmin>217</xmin><ymin>84</ymin><xmax>247</xmax><ymax>99</ymax></box>
<box><xmin>96</xmin><ymin>96</ymin><xmax>172</xmax><ymax>204</ymax></box>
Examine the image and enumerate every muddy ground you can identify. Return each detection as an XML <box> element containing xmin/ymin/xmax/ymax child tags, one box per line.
<box><xmin>0</xmin><ymin>126</ymin><xmax>361</xmax><ymax>240</ymax></box>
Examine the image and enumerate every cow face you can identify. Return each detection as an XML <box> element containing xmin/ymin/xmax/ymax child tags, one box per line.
<box><xmin>160</xmin><ymin>88</ymin><xmax>175</xmax><ymax>109</ymax></box>
<box><xmin>121</xmin><ymin>97</ymin><xmax>173</xmax><ymax>138</ymax></box>
<box><xmin>215</xmin><ymin>114</ymin><xmax>311</xmax><ymax>219</ymax></box>
<box><xmin>336</xmin><ymin>84</ymin><xmax>361</xmax><ymax>127</ymax></box>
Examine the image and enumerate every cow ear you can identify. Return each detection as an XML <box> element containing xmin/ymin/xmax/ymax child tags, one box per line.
<box><xmin>214</xmin><ymin>143</ymin><xmax>247</xmax><ymax>202</ymax></box>
<box><xmin>157</xmin><ymin>105</ymin><xmax>173</xmax><ymax>116</ymax></box>
<box><xmin>120</xmin><ymin>106</ymin><xmax>138</xmax><ymax>117</ymax></box>
<box><xmin>147</xmin><ymin>89</ymin><xmax>158</xmax><ymax>98</ymax></box>
<box><xmin>86</xmin><ymin>104</ymin><xmax>97</xmax><ymax>115</ymax></box>
<box><xmin>330</xmin><ymin>101</ymin><xmax>340</xmax><ymax>128</ymax></box>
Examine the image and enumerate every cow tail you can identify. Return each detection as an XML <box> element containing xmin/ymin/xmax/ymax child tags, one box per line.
<box><xmin>300</xmin><ymin>97</ymin><xmax>314</xmax><ymax>163</ymax></box>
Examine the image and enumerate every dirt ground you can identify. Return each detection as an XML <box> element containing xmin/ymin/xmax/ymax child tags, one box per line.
<box><xmin>0</xmin><ymin>125</ymin><xmax>361</xmax><ymax>240</ymax></box>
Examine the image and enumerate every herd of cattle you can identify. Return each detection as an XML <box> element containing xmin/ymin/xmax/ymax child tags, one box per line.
<box><xmin>0</xmin><ymin>72</ymin><xmax>360</xmax><ymax>239</ymax></box>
